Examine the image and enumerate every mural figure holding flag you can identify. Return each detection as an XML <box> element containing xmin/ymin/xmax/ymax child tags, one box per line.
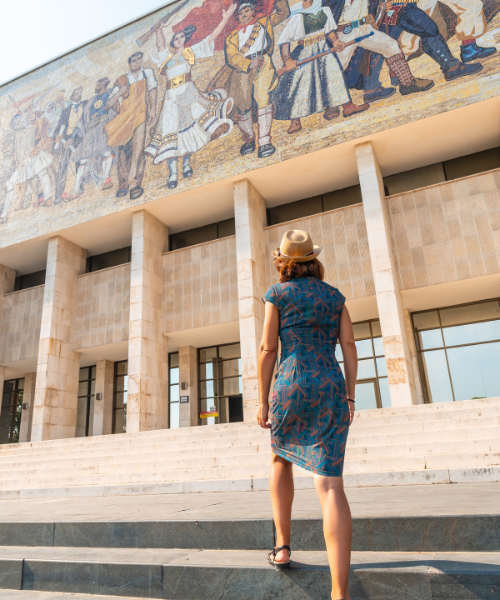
<box><xmin>224</xmin><ymin>0</ymin><xmax>290</xmax><ymax>158</ymax></box>
<box><xmin>145</xmin><ymin>5</ymin><xmax>236</xmax><ymax>189</ymax></box>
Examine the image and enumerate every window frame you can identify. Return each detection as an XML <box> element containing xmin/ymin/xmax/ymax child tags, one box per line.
<box><xmin>112</xmin><ymin>360</ymin><xmax>128</xmax><ymax>434</ymax></box>
<box><xmin>412</xmin><ymin>298</ymin><xmax>500</xmax><ymax>404</ymax></box>
<box><xmin>198</xmin><ymin>342</ymin><xmax>242</xmax><ymax>425</ymax></box>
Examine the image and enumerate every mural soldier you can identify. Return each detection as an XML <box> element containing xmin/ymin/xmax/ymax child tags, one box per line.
<box><xmin>53</xmin><ymin>87</ymin><xmax>87</xmax><ymax>205</ymax></box>
<box><xmin>347</xmin><ymin>0</ymin><xmax>483</xmax><ymax>104</ymax></box>
<box><xmin>105</xmin><ymin>52</ymin><xmax>158</xmax><ymax>201</ymax></box>
<box><xmin>225</xmin><ymin>0</ymin><xmax>290</xmax><ymax>158</ymax></box>
<box><xmin>145</xmin><ymin>8</ymin><xmax>235</xmax><ymax>190</ymax></box>
<box><xmin>323</xmin><ymin>0</ymin><xmax>435</xmax><ymax>96</ymax></box>
<box><xmin>272</xmin><ymin>0</ymin><xmax>369</xmax><ymax>135</ymax></box>
<box><xmin>66</xmin><ymin>78</ymin><xmax>115</xmax><ymax>201</ymax></box>
<box><xmin>0</xmin><ymin>111</ymin><xmax>54</xmax><ymax>223</ymax></box>
<box><xmin>400</xmin><ymin>0</ymin><xmax>496</xmax><ymax>63</ymax></box>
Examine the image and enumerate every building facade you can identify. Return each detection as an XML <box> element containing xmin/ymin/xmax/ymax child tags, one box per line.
<box><xmin>0</xmin><ymin>0</ymin><xmax>500</xmax><ymax>445</ymax></box>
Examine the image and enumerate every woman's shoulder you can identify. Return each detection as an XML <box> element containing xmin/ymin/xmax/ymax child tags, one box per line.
<box><xmin>307</xmin><ymin>278</ymin><xmax>346</xmax><ymax>300</ymax></box>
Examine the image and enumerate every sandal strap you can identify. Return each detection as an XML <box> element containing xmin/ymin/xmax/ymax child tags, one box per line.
<box><xmin>274</xmin><ymin>545</ymin><xmax>291</xmax><ymax>557</ymax></box>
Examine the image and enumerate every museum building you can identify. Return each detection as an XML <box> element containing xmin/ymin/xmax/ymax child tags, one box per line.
<box><xmin>0</xmin><ymin>0</ymin><xmax>499</xmax><ymax>496</ymax></box>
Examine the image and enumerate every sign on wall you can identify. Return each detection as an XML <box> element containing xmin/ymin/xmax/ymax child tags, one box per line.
<box><xmin>0</xmin><ymin>0</ymin><xmax>498</xmax><ymax>247</ymax></box>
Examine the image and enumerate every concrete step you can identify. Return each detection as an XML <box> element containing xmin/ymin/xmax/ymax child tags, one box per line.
<box><xmin>1</xmin><ymin>398</ymin><xmax>498</xmax><ymax>458</ymax></box>
<box><xmin>1</xmin><ymin>546</ymin><xmax>499</xmax><ymax>599</ymax></box>
<box><xmin>2</xmin><ymin>434</ymin><xmax>500</xmax><ymax>477</ymax></box>
<box><xmin>0</xmin><ymin>593</ymin><xmax>148</xmax><ymax>600</ymax></box>
<box><xmin>1</xmin><ymin>465</ymin><xmax>500</xmax><ymax>499</ymax></box>
<box><xmin>1</xmin><ymin>449</ymin><xmax>500</xmax><ymax>489</ymax></box>
<box><xmin>2</xmin><ymin>515</ymin><xmax>498</xmax><ymax>553</ymax></box>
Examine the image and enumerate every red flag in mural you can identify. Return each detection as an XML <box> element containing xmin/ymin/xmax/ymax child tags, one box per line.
<box><xmin>173</xmin><ymin>0</ymin><xmax>276</xmax><ymax>51</ymax></box>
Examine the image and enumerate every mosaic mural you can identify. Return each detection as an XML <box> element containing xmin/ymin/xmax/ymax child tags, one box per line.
<box><xmin>0</xmin><ymin>0</ymin><xmax>499</xmax><ymax>246</ymax></box>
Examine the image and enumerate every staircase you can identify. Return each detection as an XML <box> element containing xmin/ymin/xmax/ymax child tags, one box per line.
<box><xmin>0</xmin><ymin>397</ymin><xmax>499</xmax><ymax>499</ymax></box>
<box><xmin>0</xmin><ymin>509</ymin><xmax>499</xmax><ymax>598</ymax></box>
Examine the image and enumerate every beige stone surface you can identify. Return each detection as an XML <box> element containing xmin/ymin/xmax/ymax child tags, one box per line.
<box><xmin>127</xmin><ymin>210</ymin><xmax>169</xmax><ymax>433</ymax></box>
<box><xmin>18</xmin><ymin>372</ymin><xmax>36</xmax><ymax>443</ymax></box>
<box><xmin>179</xmin><ymin>346</ymin><xmax>198</xmax><ymax>428</ymax></box>
<box><xmin>162</xmin><ymin>237</ymin><xmax>238</xmax><ymax>334</ymax></box>
<box><xmin>0</xmin><ymin>286</ymin><xmax>44</xmax><ymax>364</ymax></box>
<box><xmin>234</xmin><ymin>180</ymin><xmax>267</xmax><ymax>423</ymax></box>
<box><xmin>31</xmin><ymin>236</ymin><xmax>87</xmax><ymax>441</ymax></box>
<box><xmin>74</xmin><ymin>265</ymin><xmax>130</xmax><ymax>350</ymax></box>
<box><xmin>264</xmin><ymin>204</ymin><xmax>375</xmax><ymax>300</ymax></box>
<box><xmin>386</xmin><ymin>168</ymin><xmax>500</xmax><ymax>289</ymax></box>
<box><xmin>92</xmin><ymin>360</ymin><xmax>114</xmax><ymax>437</ymax></box>
<box><xmin>356</xmin><ymin>142</ymin><xmax>418</xmax><ymax>407</ymax></box>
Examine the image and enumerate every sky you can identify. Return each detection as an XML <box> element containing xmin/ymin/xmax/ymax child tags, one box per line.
<box><xmin>0</xmin><ymin>0</ymin><xmax>171</xmax><ymax>86</ymax></box>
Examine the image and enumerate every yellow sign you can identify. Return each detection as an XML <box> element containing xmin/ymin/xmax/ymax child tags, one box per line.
<box><xmin>200</xmin><ymin>411</ymin><xmax>218</xmax><ymax>418</ymax></box>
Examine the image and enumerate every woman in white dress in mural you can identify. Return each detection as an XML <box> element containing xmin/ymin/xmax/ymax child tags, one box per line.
<box><xmin>146</xmin><ymin>7</ymin><xmax>236</xmax><ymax>189</ymax></box>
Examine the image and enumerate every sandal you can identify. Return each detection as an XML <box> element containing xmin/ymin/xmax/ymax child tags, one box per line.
<box><xmin>267</xmin><ymin>545</ymin><xmax>291</xmax><ymax>571</ymax></box>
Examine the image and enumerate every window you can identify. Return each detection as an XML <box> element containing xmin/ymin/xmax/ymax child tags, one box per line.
<box><xmin>335</xmin><ymin>319</ymin><xmax>390</xmax><ymax>410</ymax></box>
<box><xmin>413</xmin><ymin>299</ymin><xmax>500</xmax><ymax>404</ymax></box>
<box><xmin>0</xmin><ymin>378</ymin><xmax>24</xmax><ymax>444</ymax></box>
<box><xmin>170</xmin><ymin>218</ymin><xmax>236</xmax><ymax>251</ymax></box>
<box><xmin>384</xmin><ymin>146</ymin><xmax>500</xmax><ymax>196</ymax></box>
<box><xmin>199</xmin><ymin>343</ymin><xmax>243</xmax><ymax>425</ymax></box>
<box><xmin>267</xmin><ymin>185</ymin><xmax>362</xmax><ymax>226</ymax></box>
<box><xmin>14</xmin><ymin>270</ymin><xmax>46</xmax><ymax>291</ymax></box>
<box><xmin>113</xmin><ymin>361</ymin><xmax>128</xmax><ymax>433</ymax></box>
<box><xmin>77</xmin><ymin>367</ymin><xmax>95</xmax><ymax>437</ymax></box>
<box><xmin>86</xmin><ymin>247</ymin><xmax>131</xmax><ymax>273</ymax></box>
<box><xmin>169</xmin><ymin>353</ymin><xmax>180</xmax><ymax>429</ymax></box>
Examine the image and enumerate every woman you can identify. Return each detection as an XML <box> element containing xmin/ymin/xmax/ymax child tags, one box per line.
<box><xmin>146</xmin><ymin>8</ymin><xmax>235</xmax><ymax>189</ymax></box>
<box><xmin>258</xmin><ymin>230</ymin><xmax>357</xmax><ymax>600</ymax></box>
<box><xmin>272</xmin><ymin>0</ymin><xmax>368</xmax><ymax>135</ymax></box>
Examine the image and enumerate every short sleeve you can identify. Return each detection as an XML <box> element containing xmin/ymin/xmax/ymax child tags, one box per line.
<box><xmin>335</xmin><ymin>288</ymin><xmax>346</xmax><ymax>312</ymax></box>
<box><xmin>263</xmin><ymin>285</ymin><xmax>279</xmax><ymax>307</ymax></box>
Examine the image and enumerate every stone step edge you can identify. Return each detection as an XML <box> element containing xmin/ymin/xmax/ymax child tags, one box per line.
<box><xmin>2</xmin><ymin>444</ymin><xmax>500</xmax><ymax>481</ymax></box>
<box><xmin>2</xmin><ymin>398</ymin><xmax>499</xmax><ymax>455</ymax></box>
<box><xmin>0</xmin><ymin>465</ymin><xmax>498</xmax><ymax>499</ymax></box>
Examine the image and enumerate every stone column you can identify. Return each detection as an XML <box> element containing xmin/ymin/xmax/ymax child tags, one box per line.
<box><xmin>355</xmin><ymin>142</ymin><xmax>417</xmax><ymax>407</ymax></box>
<box><xmin>178</xmin><ymin>345</ymin><xmax>198</xmax><ymax>428</ymax></box>
<box><xmin>32</xmin><ymin>236</ymin><xmax>87</xmax><ymax>441</ymax></box>
<box><xmin>18</xmin><ymin>372</ymin><xmax>36</xmax><ymax>443</ymax></box>
<box><xmin>92</xmin><ymin>360</ymin><xmax>114</xmax><ymax>436</ymax></box>
<box><xmin>0</xmin><ymin>266</ymin><xmax>15</xmax><ymax>428</ymax></box>
<box><xmin>234</xmin><ymin>179</ymin><xmax>267</xmax><ymax>423</ymax></box>
<box><xmin>127</xmin><ymin>210</ymin><xmax>169</xmax><ymax>433</ymax></box>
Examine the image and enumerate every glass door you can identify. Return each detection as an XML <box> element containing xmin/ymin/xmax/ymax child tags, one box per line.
<box><xmin>76</xmin><ymin>367</ymin><xmax>96</xmax><ymax>437</ymax></box>
<box><xmin>0</xmin><ymin>378</ymin><xmax>25</xmax><ymax>444</ymax></box>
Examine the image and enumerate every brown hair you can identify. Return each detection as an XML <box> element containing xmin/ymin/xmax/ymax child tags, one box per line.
<box><xmin>274</xmin><ymin>257</ymin><xmax>324</xmax><ymax>283</ymax></box>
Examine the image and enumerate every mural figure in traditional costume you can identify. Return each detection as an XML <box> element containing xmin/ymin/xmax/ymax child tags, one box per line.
<box><xmin>145</xmin><ymin>7</ymin><xmax>235</xmax><ymax>190</ymax></box>
<box><xmin>222</xmin><ymin>0</ymin><xmax>289</xmax><ymax>158</ymax></box>
<box><xmin>0</xmin><ymin>110</ymin><xmax>54</xmax><ymax>223</ymax></box>
<box><xmin>105</xmin><ymin>52</ymin><xmax>158</xmax><ymax>200</ymax></box>
<box><xmin>323</xmin><ymin>0</ymin><xmax>435</xmax><ymax>96</ymax></box>
<box><xmin>399</xmin><ymin>0</ymin><xmax>496</xmax><ymax>62</ymax></box>
<box><xmin>272</xmin><ymin>0</ymin><xmax>369</xmax><ymax>135</ymax></box>
<box><xmin>345</xmin><ymin>0</ymin><xmax>484</xmax><ymax>104</ymax></box>
<box><xmin>53</xmin><ymin>87</ymin><xmax>87</xmax><ymax>205</ymax></box>
<box><xmin>65</xmin><ymin>78</ymin><xmax>116</xmax><ymax>201</ymax></box>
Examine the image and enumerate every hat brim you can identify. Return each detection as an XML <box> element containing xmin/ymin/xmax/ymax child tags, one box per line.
<box><xmin>272</xmin><ymin>246</ymin><xmax>322</xmax><ymax>262</ymax></box>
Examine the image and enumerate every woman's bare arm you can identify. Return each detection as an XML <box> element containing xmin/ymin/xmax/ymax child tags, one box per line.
<box><xmin>257</xmin><ymin>301</ymin><xmax>279</xmax><ymax>429</ymax></box>
<box><xmin>338</xmin><ymin>305</ymin><xmax>357</xmax><ymax>424</ymax></box>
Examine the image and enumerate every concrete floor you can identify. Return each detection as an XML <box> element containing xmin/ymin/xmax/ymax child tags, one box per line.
<box><xmin>0</xmin><ymin>481</ymin><xmax>497</xmax><ymax>522</ymax></box>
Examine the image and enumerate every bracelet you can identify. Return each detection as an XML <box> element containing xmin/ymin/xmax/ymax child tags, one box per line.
<box><xmin>347</xmin><ymin>398</ymin><xmax>355</xmax><ymax>403</ymax></box>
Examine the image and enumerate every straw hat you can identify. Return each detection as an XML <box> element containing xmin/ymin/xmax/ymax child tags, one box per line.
<box><xmin>272</xmin><ymin>230</ymin><xmax>322</xmax><ymax>262</ymax></box>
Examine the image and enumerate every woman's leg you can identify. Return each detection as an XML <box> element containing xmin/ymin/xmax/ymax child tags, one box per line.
<box><xmin>269</xmin><ymin>452</ymin><xmax>294</xmax><ymax>562</ymax></box>
<box><xmin>314</xmin><ymin>475</ymin><xmax>352</xmax><ymax>600</ymax></box>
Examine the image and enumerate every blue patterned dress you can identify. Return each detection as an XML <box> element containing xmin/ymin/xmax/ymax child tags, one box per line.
<box><xmin>263</xmin><ymin>277</ymin><xmax>349</xmax><ymax>477</ymax></box>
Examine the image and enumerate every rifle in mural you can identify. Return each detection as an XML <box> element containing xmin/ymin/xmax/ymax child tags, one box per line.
<box><xmin>276</xmin><ymin>32</ymin><xmax>374</xmax><ymax>77</ymax></box>
<box><xmin>136</xmin><ymin>0</ymin><xmax>192</xmax><ymax>47</ymax></box>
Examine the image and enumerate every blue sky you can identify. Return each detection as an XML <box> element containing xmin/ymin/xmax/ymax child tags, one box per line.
<box><xmin>0</xmin><ymin>0</ymin><xmax>170</xmax><ymax>85</ymax></box>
